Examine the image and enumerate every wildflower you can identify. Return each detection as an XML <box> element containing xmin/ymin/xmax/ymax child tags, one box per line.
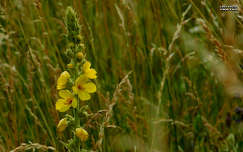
<box><xmin>77</xmin><ymin>52</ymin><xmax>84</xmax><ymax>59</ymax></box>
<box><xmin>56</xmin><ymin>90</ymin><xmax>77</xmax><ymax>112</ymax></box>
<box><xmin>57</xmin><ymin>71</ymin><xmax>70</xmax><ymax>90</ymax></box>
<box><xmin>83</xmin><ymin>61</ymin><xmax>97</xmax><ymax>79</ymax></box>
<box><xmin>57</xmin><ymin>118</ymin><xmax>68</xmax><ymax>132</ymax></box>
<box><xmin>67</xmin><ymin>63</ymin><xmax>73</xmax><ymax>69</ymax></box>
<box><xmin>75</xmin><ymin>127</ymin><xmax>88</xmax><ymax>141</ymax></box>
<box><xmin>72</xmin><ymin>75</ymin><xmax>96</xmax><ymax>101</ymax></box>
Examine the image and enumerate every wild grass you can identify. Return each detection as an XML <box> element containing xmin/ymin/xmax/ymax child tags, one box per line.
<box><xmin>0</xmin><ymin>0</ymin><xmax>243</xmax><ymax>151</ymax></box>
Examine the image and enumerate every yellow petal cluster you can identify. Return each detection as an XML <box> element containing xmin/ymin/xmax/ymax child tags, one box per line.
<box><xmin>57</xmin><ymin>71</ymin><xmax>70</xmax><ymax>90</ymax></box>
<box><xmin>57</xmin><ymin>118</ymin><xmax>68</xmax><ymax>132</ymax></box>
<box><xmin>83</xmin><ymin>61</ymin><xmax>97</xmax><ymax>79</ymax></box>
<box><xmin>72</xmin><ymin>75</ymin><xmax>96</xmax><ymax>101</ymax></box>
<box><xmin>56</xmin><ymin>90</ymin><xmax>77</xmax><ymax>112</ymax></box>
<box><xmin>75</xmin><ymin>127</ymin><xmax>88</xmax><ymax>141</ymax></box>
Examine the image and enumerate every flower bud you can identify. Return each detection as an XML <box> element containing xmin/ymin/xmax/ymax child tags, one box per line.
<box><xmin>57</xmin><ymin>71</ymin><xmax>70</xmax><ymax>90</ymax></box>
<box><xmin>75</xmin><ymin>127</ymin><xmax>88</xmax><ymax>141</ymax></box>
<box><xmin>67</xmin><ymin>63</ymin><xmax>73</xmax><ymax>69</ymax></box>
<box><xmin>57</xmin><ymin>118</ymin><xmax>68</xmax><ymax>132</ymax></box>
<box><xmin>77</xmin><ymin>52</ymin><xmax>84</xmax><ymax>59</ymax></box>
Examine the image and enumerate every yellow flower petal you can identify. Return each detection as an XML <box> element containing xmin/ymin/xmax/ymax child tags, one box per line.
<box><xmin>72</xmin><ymin>86</ymin><xmax>78</xmax><ymax>94</ymax></box>
<box><xmin>72</xmin><ymin>98</ymin><xmax>77</xmax><ymax>108</ymax></box>
<box><xmin>62</xmin><ymin>71</ymin><xmax>71</xmax><ymax>78</ymax></box>
<box><xmin>78</xmin><ymin>91</ymin><xmax>91</xmax><ymax>101</ymax></box>
<box><xmin>85</xmin><ymin>69</ymin><xmax>97</xmax><ymax>79</ymax></box>
<box><xmin>57</xmin><ymin>71</ymin><xmax>70</xmax><ymax>90</ymax></box>
<box><xmin>73</xmin><ymin>73</ymin><xmax>96</xmax><ymax>101</ymax></box>
<box><xmin>76</xmin><ymin>75</ymin><xmax>88</xmax><ymax>85</ymax></box>
<box><xmin>83</xmin><ymin>61</ymin><xmax>91</xmax><ymax>72</ymax></box>
<box><xmin>83</xmin><ymin>82</ymin><xmax>96</xmax><ymax>93</ymax></box>
<box><xmin>56</xmin><ymin>99</ymin><xmax>65</xmax><ymax>109</ymax></box>
<box><xmin>56</xmin><ymin>99</ymin><xmax>70</xmax><ymax>112</ymax></box>
<box><xmin>57</xmin><ymin>83</ymin><xmax>65</xmax><ymax>90</ymax></box>
<box><xmin>82</xmin><ymin>61</ymin><xmax>97</xmax><ymax>79</ymax></box>
<box><xmin>59</xmin><ymin>90</ymin><xmax>73</xmax><ymax>98</ymax></box>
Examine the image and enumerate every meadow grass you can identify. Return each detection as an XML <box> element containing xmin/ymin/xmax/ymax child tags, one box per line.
<box><xmin>0</xmin><ymin>0</ymin><xmax>243</xmax><ymax>151</ymax></box>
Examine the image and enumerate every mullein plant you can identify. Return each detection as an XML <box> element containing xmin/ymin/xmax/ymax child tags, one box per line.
<box><xmin>56</xmin><ymin>7</ymin><xmax>97</xmax><ymax>151</ymax></box>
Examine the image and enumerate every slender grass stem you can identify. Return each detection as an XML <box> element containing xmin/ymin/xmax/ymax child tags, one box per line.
<box><xmin>34</xmin><ymin>97</ymin><xmax>56</xmax><ymax>147</ymax></box>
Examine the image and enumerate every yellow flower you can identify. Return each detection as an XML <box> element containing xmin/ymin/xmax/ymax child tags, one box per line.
<box><xmin>72</xmin><ymin>75</ymin><xmax>96</xmax><ymax>101</ymax></box>
<box><xmin>57</xmin><ymin>71</ymin><xmax>70</xmax><ymax>90</ymax></box>
<box><xmin>75</xmin><ymin>127</ymin><xmax>88</xmax><ymax>142</ymax></box>
<box><xmin>83</xmin><ymin>61</ymin><xmax>97</xmax><ymax>79</ymax></box>
<box><xmin>56</xmin><ymin>90</ymin><xmax>77</xmax><ymax>112</ymax></box>
<box><xmin>57</xmin><ymin>118</ymin><xmax>68</xmax><ymax>132</ymax></box>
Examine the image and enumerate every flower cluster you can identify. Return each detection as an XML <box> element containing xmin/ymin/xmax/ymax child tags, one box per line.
<box><xmin>56</xmin><ymin>60</ymin><xmax>97</xmax><ymax>142</ymax></box>
<box><xmin>55</xmin><ymin>7</ymin><xmax>97</xmax><ymax>147</ymax></box>
<box><xmin>56</xmin><ymin>61</ymin><xmax>96</xmax><ymax>112</ymax></box>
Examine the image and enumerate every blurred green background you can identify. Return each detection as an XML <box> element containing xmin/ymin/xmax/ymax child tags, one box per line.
<box><xmin>0</xmin><ymin>0</ymin><xmax>243</xmax><ymax>151</ymax></box>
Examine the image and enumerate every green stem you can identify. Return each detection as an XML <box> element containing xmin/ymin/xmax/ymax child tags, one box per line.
<box><xmin>76</xmin><ymin>95</ymin><xmax>81</xmax><ymax>151</ymax></box>
<box><xmin>74</xmin><ymin>53</ymin><xmax>81</xmax><ymax>151</ymax></box>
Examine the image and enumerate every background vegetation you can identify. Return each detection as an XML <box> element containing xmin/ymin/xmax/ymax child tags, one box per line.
<box><xmin>0</xmin><ymin>0</ymin><xmax>243</xmax><ymax>151</ymax></box>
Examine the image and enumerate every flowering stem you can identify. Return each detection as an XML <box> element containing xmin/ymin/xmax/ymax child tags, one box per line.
<box><xmin>74</xmin><ymin>59</ymin><xmax>81</xmax><ymax>151</ymax></box>
<box><xmin>76</xmin><ymin>95</ymin><xmax>81</xmax><ymax>151</ymax></box>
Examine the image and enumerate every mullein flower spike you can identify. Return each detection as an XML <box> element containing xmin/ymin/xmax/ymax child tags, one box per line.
<box><xmin>55</xmin><ymin>7</ymin><xmax>97</xmax><ymax>149</ymax></box>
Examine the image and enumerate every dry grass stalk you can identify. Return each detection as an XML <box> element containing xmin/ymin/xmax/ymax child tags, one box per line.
<box><xmin>198</xmin><ymin>18</ymin><xmax>227</xmax><ymax>62</ymax></box>
<box><xmin>96</xmin><ymin>71</ymin><xmax>132</xmax><ymax>151</ymax></box>
<box><xmin>10</xmin><ymin>143</ymin><xmax>55</xmax><ymax>152</ymax></box>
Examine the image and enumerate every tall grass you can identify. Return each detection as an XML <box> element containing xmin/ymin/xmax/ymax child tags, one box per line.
<box><xmin>0</xmin><ymin>0</ymin><xmax>243</xmax><ymax>151</ymax></box>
